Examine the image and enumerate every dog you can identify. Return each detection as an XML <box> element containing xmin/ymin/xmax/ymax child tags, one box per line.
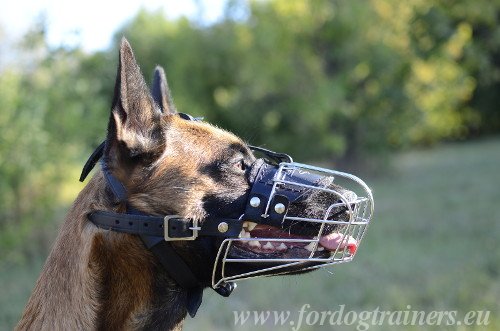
<box><xmin>17</xmin><ymin>38</ymin><xmax>372</xmax><ymax>330</ymax></box>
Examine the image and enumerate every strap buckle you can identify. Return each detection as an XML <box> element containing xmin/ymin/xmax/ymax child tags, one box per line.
<box><xmin>164</xmin><ymin>215</ymin><xmax>200</xmax><ymax>241</ymax></box>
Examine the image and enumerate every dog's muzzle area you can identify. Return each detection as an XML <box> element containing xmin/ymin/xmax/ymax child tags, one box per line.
<box><xmin>79</xmin><ymin>108</ymin><xmax>374</xmax><ymax>315</ymax></box>
<box><xmin>80</xmin><ymin>138</ymin><xmax>374</xmax><ymax>295</ymax></box>
<box><xmin>212</xmin><ymin>157</ymin><xmax>374</xmax><ymax>289</ymax></box>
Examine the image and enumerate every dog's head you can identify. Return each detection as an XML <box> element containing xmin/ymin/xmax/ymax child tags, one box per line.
<box><xmin>104</xmin><ymin>39</ymin><xmax>372</xmax><ymax>288</ymax></box>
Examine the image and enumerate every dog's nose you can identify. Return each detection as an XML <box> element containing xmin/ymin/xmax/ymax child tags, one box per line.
<box><xmin>339</xmin><ymin>190</ymin><xmax>358</xmax><ymax>204</ymax></box>
<box><xmin>327</xmin><ymin>187</ymin><xmax>358</xmax><ymax>221</ymax></box>
<box><xmin>318</xmin><ymin>176</ymin><xmax>357</xmax><ymax>203</ymax></box>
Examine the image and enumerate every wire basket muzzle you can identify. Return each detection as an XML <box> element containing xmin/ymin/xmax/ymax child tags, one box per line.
<box><xmin>212</xmin><ymin>161</ymin><xmax>374</xmax><ymax>289</ymax></box>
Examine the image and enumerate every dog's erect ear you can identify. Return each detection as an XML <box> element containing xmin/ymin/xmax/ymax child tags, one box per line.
<box><xmin>151</xmin><ymin>66</ymin><xmax>177</xmax><ymax>115</ymax></box>
<box><xmin>107</xmin><ymin>38</ymin><xmax>164</xmax><ymax>159</ymax></box>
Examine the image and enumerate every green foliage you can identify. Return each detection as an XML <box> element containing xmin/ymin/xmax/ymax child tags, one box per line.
<box><xmin>103</xmin><ymin>0</ymin><xmax>499</xmax><ymax>167</ymax></box>
<box><xmin>0</xmin><ymin>23</ymin><xmax>109</xmax><ymax>260</ymax></box>
<box><xmin>0</xmin><ymin>28</ymin><xmax>54</xmax><ymax>258</ymax></box>
<box><xmin>1</xmin><ymin>1</ymin><xmax>500</xmax><ymax>328</ymax></box>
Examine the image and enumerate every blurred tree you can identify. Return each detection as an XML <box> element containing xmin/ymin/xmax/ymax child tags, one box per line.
<box><xmin>2</xmin><ymin>0</ymin><xmax>500</xmax><ymax>262</ymax></box>
<box><xmin>110</xmin><ymin>0</ymin><xmax>500</xmax><ymax>169</ymax></box>
<box><xmin>0</xmin><ymin>22</ymin><xmax>55</xmax><ymax>259</ymax></box>
<box><xmin>0</xmin><ymin>20</ymin><xmax>111</xmax><ymax>261</ymax></box>
<box><xmin>436</xmin><ymin>0</ymin><xmax>500</xmax><ymax>135</ymax></box>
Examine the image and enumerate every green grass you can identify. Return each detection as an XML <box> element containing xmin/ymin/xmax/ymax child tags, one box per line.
<box><xmin>1</xmin><ymin>138</ymin><xmax>499</xmax><ymax>330</ymax></box>
<box><xmin>185</xmin><ymin>138</ymin><xmax>500</xmax><ymax>331</ymax></box>
<box><xmin>0</xmin><ymin>259</ymin><xmax>45</xmax><ymax>330</ymax></box>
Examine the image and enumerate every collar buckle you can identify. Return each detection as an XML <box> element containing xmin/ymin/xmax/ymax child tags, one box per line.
<box><xmin>164</xmin><ymin>215</ymin><xmax>199</xmax><ymax>241</ymax></box>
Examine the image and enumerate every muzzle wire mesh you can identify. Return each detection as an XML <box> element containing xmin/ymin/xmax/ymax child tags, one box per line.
<box><xmin>212</xmin><ymin>162</ymin><xmax>374</xmax><ymax>289</ymax></box>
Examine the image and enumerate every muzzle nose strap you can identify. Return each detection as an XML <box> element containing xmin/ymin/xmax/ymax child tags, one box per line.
<box><xmin>244</xmin><ymin>160</ymin><xmax>325</xmax><ymax>226</ymax></box>
<box><xmin>245</xmin><ymin>161</ymin><xmax>286</xmax><ymax>223</ymax></box>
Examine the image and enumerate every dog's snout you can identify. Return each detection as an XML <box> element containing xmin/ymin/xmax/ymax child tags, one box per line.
<box><xmin>340</xmin><ymin>190</ymin><xmax>358</xmax><ymax>203</ymax></box>
<box><xmin>316</xmin><ymin>176</ymin><xmax>357</xmax><ymax>203</ymax></box>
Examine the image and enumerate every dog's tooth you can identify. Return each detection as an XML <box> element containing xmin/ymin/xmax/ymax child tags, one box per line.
<box><xmin>277</xmin><ymin>243</ymin><xmax>287</xmax><ymax>251</ymax></box>
<box><xmin>247</xmin><ymin>222</ymin><xmax>257</xmax><ymax>231</ymax></box>
<box><xmin>304</xmin><ymin>242</ymin><xmax>316</xmax><ymax>252</ymax></box>
<box><xmin>263</xmin><ymin>242</ymin><xmax>274</xmax><ymax>250</ymax></box>
<box><xmin>249</xmin><ymin>240</ymin><xmax>261</xmax><ymax>248</ymax></box>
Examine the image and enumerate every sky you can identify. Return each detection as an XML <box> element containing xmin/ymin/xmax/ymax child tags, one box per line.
<box><xmin>0</xmin><ymin>0</ymin><xmax>227</xmax><ymax>52</ymax></box>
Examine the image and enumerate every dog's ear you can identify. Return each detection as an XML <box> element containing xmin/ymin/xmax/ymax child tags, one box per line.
<box><xmin>106</xmin><ymin>38</ymin><xmax>164</xmax><ymax>161</ymax></box>
<box><xmin>151</xmin><ymin>66</ymin><xmax>177</xmax><ymax>115</ymax></box>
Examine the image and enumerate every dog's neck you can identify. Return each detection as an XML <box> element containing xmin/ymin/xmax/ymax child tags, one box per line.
<box><xmin>16</xmin><ymin>171</ymin><xmax>188</xmax><ymax>331</ymax></box>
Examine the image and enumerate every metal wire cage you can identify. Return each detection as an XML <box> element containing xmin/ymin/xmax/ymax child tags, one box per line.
<box><xmin>212</xmin><ymin>162</ymin><xmax>374</xmax><ymax>289</ymax></box>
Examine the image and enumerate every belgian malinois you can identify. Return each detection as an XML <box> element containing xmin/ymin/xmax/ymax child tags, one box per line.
<box><xmin>17</xmin><ymin>39</ymin><xmax>373</xmax><ymax>330</ymax></box>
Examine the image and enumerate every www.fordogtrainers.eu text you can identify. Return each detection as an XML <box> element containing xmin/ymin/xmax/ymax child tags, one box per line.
<box><xmin>233</xmin><ymin>304</ymin><xmax>491</xmax><ymax>330</ymax></box>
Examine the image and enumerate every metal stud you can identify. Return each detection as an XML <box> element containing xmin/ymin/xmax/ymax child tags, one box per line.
<box><xmin>218</xmin><ymin>222</ymin><xmax>229</xmax><ymax>233</ymax></box>
<box><xmin>274</xmin><ymin>203</ymin><xmax>286</xmax><ymax>214</ymax></box>
<box><xmin>249</xmin><ymin>197</ymin><xmax>261</xmax><ymax>208</ymax></box>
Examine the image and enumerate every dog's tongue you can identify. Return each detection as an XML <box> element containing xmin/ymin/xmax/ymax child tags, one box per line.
<box><xmin>319</xmin><ymin>233</ymin><xmax>358</xmax><ymax>255</ymax></box>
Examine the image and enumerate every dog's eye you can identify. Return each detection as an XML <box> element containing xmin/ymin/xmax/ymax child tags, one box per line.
<box><xmin>233</xmin><ymin>159</ymin><xmax>246</xmax><ymax>172</ymax></box>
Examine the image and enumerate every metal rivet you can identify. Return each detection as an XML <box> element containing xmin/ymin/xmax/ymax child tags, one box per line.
<box><xmin>274</xmin><ymin>203</ymin><xmax>286</xmax><ymax>214</ymax></box>
<box><xmin>218</xmin><ymin>222</ymin><xmax>229</xmax><ymax>233</ymax></box>
<box><xmin>250</xmin><ymin>197</ymin><xmax>261</xmax><ymax>208</ymax></box>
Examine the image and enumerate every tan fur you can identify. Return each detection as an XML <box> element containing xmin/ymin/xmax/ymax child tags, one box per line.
<box><xmin>17</xmin><ymin>173</ymin><xmax>107</xmax><ymax>330</ymax></box>
<box><xmin>16</xmin><ymin>117</ymin><xmax>247</xmax><ymax>330</ymax></box>
<box><xmin>17</xmin><ymin>39</ymin><xmax>249</xmax><ymax>330</ymax></box>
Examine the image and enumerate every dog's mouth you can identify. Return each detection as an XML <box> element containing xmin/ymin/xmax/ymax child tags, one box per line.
<box><xmin>227</xmin><ymin>179</ymin><xmax>359</xmax><ymax>261</ymax></box>
<box><xmin>230</xmin><ymin>221</ymin><xmax>357</xmax><ymax>261</ymax></box>
<box><xmin>210</xmin><ymin>163</ymin><xmax>374</xmax><ymax>288</ymax></box>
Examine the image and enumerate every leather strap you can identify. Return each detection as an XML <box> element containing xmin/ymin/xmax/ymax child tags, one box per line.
<box><xmin>87</xmin><ymin>165</ymin><xmax>211</xmax><ymax>317</ymax></box>
<box><xmin>101</xmin><ymin>160</ymin><xmax>128</xmax><ymax>203</ymax></box>
<box><xmin>148</xmin><ymin>240</ymin><xmax>203</xmax><ymax>317</ymax></box>
<box><xmin>243</xmin><ymin>159</ymin><xmax>324</xmax><ymax>228</ymax></box>
<box><xmin>78</xmin><ymin>113</ymin><xmax>287</xmax><ymax>318</ymax></box>
<box><xmin>79</xmin><ymin>141</ymin><xmax>105</xmax><ymax>182</ymax></box>
<box><xmin>88</xmin><ymin>211</ymin><xmax>242</xmax><ymax>239</ymax></box>
<box><xmin>249</xmin><ymin>145</ymin><xmax>292</xmax><ymax>164</ymax></box>
<box><xmin>78</xmin><ymin>139</ymin><xmax>291</xmax><ymax>183</ymax></box>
